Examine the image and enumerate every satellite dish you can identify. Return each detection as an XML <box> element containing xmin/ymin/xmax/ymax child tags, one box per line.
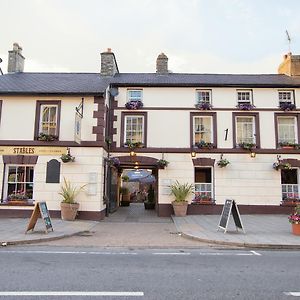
<box><xmin>109</xmin><ymin>87</ymin><xmax>119</xmax><ymax>97</ymax></box>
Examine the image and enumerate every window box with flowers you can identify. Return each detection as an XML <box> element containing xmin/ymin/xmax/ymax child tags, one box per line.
<box><xmin>125</xmin><ymin>141</ymin><xmax>144</xmax><ymax>149</ymax></box>
<box><xmin>37</xmin><ymin>133</ymin><xmax>58</xmax><ymax>142</ymax></box>
<box><xmin>278</xmin><ymin>142</ymin><xmax>299</xmax><ymax>149</ymax></box>
<box><xmin>236</xmin><ymin>103</ymin><xmax>255</xmax><ymax>111</ymax></box>
<box><xmin>192</xmin><ymin>193</ymin><xmax>215</xmax><ymax>205</ymax></box>
<box><xmin>288</xmin><ymin>204</ymin><xmax>300</xmax><ymax>235</ymax></box>
<box><xmin>281</xmin><ymin>197</ymin><xmax>300</xmax><ymax>207</ymax></box>
<box><xmin>125</xmin><ymin>100</ymin><xmax>143</xmax><ymax>110</ymax></box>
<box><xmin>156</xmin><ymin>159</ymin><xmax>169</xmax><ymax>169</ymax></box>
<box><xmin>195</xmin><ymin>140</ymin><xmax>214</xmax><ymax>149</ymax></box>
<box><xmin>7</xmin><ymin>193</ymin><xmax>30</xmax><ymax>205</ymax></box>
<box><xmin>279</xmin><ymin>102</ymin><xmax>296</xmax><ymax>111</ymax></box>
<box><xmin>238</xmin><ymin>142</ymin><xmax>256</xmax><ymax>151</ymax></box>
<box><xmin>195</xmin><ymin>102</ymin><xmax>212</xmax><ymax>110</ymax></box>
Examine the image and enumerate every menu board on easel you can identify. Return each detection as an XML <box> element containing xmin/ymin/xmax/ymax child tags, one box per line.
<box><xmin>26</xmin><ymin>202</ymin><xmax>53</xmax><ymax>234</ymax></box>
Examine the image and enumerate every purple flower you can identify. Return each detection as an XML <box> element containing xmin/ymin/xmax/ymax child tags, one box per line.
<box><xmin>125</xmin><ymin>100</ymin><xmax>143</xmax><ymax>110</ymax></box>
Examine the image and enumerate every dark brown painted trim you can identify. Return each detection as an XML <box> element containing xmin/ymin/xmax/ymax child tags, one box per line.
<box><xmin>114</xmin><ymin>107</ymin><xmax>300</xmax><ymax>112</ymax></box>
<box><xmin>120</xmin><ymin>111</ymin><xmax>148</xmax><ymax>147</ymax></box>
<box><xmin>110</xmin><ymin>147</ymin><xmax>300</xmax><ymax>154</ymax></box>
<box><xmin>274</xmin><ymin>112</ymin><xmax>300</xmax><ymax>148</ymax></box>
<box><xmin>190</xmin><ymin>112</ymin><xmax>217</xmax><ymax>148</ymax></box>
<box><xmin>0</xmin><ymin>100</ymin><xmax>2</xmax><ymax>125</ymax></box>
<box><xmin>0</xmin><ymin>208</ymin><xmax>106</xmax><ymax>220</ymax></box>
<box><xmin>0</xmin><ymin>93</ymin><xmax>104</xmax><ymax>96</ymax></box>
<box><xmin>93</xmin><ymin>96</ymin><xmax>106</xmax><ymax>143</ymax></box>
<box><xmin>192</xmin><ymin>158</ymin><xmax>215</xmax><ymax>166</ymax></box>
<box><xmin>0</xmin><ymin>140</ymin><xmax>105</xmax><ymax>147</ymax></box>
<box><xmin>34</xmin><ymin>100</ymin><xmax>61</xmax><ymax>140</ymax></box>
<box><xmin>232</xmin><ymin>112</ymin><xmax>260</xmax><ymax>148</ymax></box>
<box><xmin>3</xmin><ymin>155</ymin><xmax>38</xmax><ymax>164</ymax></box>
<box><xmin>281</xmin><ymin>159</ymin><xmax>300</xmax><ymax>167</ymax></box>
<box><xmin>158</xmin><ymin>203</ymin><xmax>295</xmax><ymax>217</ymax></box>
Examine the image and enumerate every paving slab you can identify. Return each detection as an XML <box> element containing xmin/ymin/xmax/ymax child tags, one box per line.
<box><xmin>172</xmin><ymin>214</ymin><xmax>300</xmax><ymax>249</ymax></box>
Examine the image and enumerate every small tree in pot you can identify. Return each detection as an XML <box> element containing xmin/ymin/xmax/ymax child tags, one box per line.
<box><xmin>59</xmin><ymin>178</ymin><xmax>85</xmax><ymax>221</ymax></box>
<box><xmin>169</xmin><ymin>181</ymin><xmax>193</xmax><ymax>217</ymax></box>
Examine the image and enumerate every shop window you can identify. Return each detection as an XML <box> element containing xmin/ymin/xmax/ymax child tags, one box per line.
<box><xmin>4</xmin><ymin>165</ymin><xmax>34</xmax><ymax>201</ymax></box>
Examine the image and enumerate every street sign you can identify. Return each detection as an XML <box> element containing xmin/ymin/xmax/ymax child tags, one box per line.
<box><xmin>218</xmin><ymin>199</ymin><xmax>245</xmax><ymax>233</ymax></box>
<box><xmin>26</xmin><ymin>202</ymin><xmax>53</xmax><ymax>234</ymax></box>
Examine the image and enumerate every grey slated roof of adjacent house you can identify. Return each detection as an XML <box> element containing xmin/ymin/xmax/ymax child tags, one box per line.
<box><xmin>112</xmin><ymin>73</ymin><xmax>300</xmax><ymax>87</ymax></box>
<box><xmin>0</xmin><ymin>72</ymin><xmax>110</xmax><ymax>95</ymax></box>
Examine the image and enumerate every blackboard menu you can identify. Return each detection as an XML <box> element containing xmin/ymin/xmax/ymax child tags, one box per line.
<box><xmin>39</xmin><ymin>202</ymin><xmax>53</xmax><ymax>231</ymax></box>
<box><xmin>218</xmin><ymin>199</ymin><xmax>245</xmax><ymax>233</ymax></box>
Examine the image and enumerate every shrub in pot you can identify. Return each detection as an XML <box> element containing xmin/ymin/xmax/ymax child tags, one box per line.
<box><xmin>59</xmin><ymin>178</ymin><xmax>85</xmax><ymax>221</ymax></box>
<box><xmin>169</xmin><ymin>181</ymin><xmax>193</xmax><ymax>217</ymax></box>
<box><xmin>120</xmin><ymin>186</ymin><xmax>130</xmax><ymax>206</ymax></box>
<box><xmin>144</xmin><ymin>184</ymin><xmax>155</xmax><ymax>209</ymax></box>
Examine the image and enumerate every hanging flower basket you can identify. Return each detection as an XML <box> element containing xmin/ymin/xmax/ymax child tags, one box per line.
<box><xmin>273</xmin><ymin>161</ymin><xmax>291</xmax><ymax>171</ymax></box>
<box><xmin>106</xmin><ymin>157</ymin><xmax>120</xmax><ymax>168</ymax></box>
<box><xmin>60</xmin><ymin>154</ymin><xmax>75</xmax><ymax>163</ymax></box>
<box><xmin>157</xmin><ymin>159</ymin><xmax>169</xmax><ymax>168</ymax></box>
<box><xmin>217</xmin><ymin>158</ymin><xmax>230</xmax><ymax>168</ymax></box>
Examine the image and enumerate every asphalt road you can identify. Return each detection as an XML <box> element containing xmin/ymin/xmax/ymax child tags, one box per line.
<box><xmin>0</xmin><ymin>246</ymin><xmax>299</xmax><ymax>300</ymax></box>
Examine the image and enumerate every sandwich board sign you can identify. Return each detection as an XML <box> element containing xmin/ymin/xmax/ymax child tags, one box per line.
<box><xmin>26</xmin><ymin>202</ymin><xmax>53</xmax><ymax>234</ymax></box>
<box><xmin>218</xmin><ymin>199</ymin><xmax>245</xmax><ymax>234</ymax></box>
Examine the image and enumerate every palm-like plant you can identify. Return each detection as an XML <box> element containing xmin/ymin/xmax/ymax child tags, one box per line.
<box><xmin>169</xmin><ymin>181</ymin><xmax>193</xmax><ymax>202</ymax></box>
<box><xmin>59</xmin><ymin>178</ymin><xmax>85</xmax><ymax>204</ymax></box>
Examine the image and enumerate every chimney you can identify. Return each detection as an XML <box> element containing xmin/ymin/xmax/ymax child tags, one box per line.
<box><xmin>100</xmin><ymin>48</ymin><xmax>119</xmax><ymax>76</ymax></box>
<box><xmin>8</xmin><ymin>43</ymin><xmax>25</xmax><ymax>73</ymax></box>
<box><xmin>156</xmin><ymin>53</ymin><xmax>168</xmax><ymax>74</ymax></box>
<box><xmin>278</xmin><ymin>52</ymin><xmax>300</xmax><ymax>76</ymax></box>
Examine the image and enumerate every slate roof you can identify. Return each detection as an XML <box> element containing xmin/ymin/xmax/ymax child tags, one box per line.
<box><xmin>112</xmin><ymin>73</ymin><xmax>300</xmax><ymax>88</ymax></box>
<box><xmin>0</xmin><ymin>73</ymin><xmax>110</xmax><ymax>95</ymax></box>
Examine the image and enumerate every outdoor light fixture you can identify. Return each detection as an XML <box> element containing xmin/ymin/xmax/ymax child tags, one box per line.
<box><xmin>130</xmin><ymin>151</ymin><xmax>136</xmax><ymax>157</ymax></box>
<box><xmin>191</xmin><ymin>151</ymin><xmax>196</xmax><ymax>158</ymax></box>
<box><xmin>250</xmin><ymin>152</ymin><xmax>256</xmax><ymax>158</ymax></box>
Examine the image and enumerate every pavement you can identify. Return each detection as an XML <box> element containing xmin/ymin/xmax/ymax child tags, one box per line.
<box><xmin>0</xmin><ymin>203</ymin><xmax>299</xmax><ymax>249</ymax></box>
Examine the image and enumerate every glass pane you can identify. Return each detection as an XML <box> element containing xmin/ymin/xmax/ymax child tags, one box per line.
<box><xmin>7</xmin><ymin>167</ymin><xmax>17</xmax><ymax>182</ymax></box>
<box><xmin>17</xmin><ymin>167</ymin><xmax>25</xmax><ymax>182</ymax></box>
<box><xmin>7</xmin><ymin>183</ymin><xmax>16</xmax><ymax>195</ymax></box>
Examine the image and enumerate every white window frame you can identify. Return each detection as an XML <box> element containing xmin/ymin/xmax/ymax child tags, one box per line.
<box><xmin>127</xmin><ymin>90</ymin><xmax>143</xmax><ymax>102</ymax></box>
<box><xmin>39</xmin><ymin>104</ymin><xmax>58</xmax><ymax>135</ymax></box>
<box><xmin>277</xmin><ymin>116</ymin><xmax>298</xmax><ymax>144</ymax></box>
<box><xmin>278</xmin><ymin>90</ymin><xmax>294</xmax><ymax>105</ymax></box>
<box><xmin>193</xmin><ymin>116</ymin><xmax>213</xmax><ymax>144</ymax></box>
<box><xmin>237</xmin><ymin>90</ymin><xmax>252</xmax><ymax>105</ymax></box>
<box><xmin>194</xmin><ymin>167</ymin><xmax>213</xmax><ymax>199</ymax></box>
<box><xmin>124</xmin><ymin>115</ymin><xmax>144</xmax><ymax>144</ymax></box>
<box><xmin>196</xmin><ymin>89</ymin><xmax>211</xmax><ymax>104</ymax></box>
<box><xmin>4</xmin><ymin>164</ymin><xmax>34</xmax><ymax>201</ymax></box>
<box><xmin>281</xmin><ymin>168</ymin><xmax>299</xmax><ymax>200</ymax></box>
<box><xmin>236</xmin><ymin>116</ymin><xmax>256</xmax><ymax>144</ymax></box>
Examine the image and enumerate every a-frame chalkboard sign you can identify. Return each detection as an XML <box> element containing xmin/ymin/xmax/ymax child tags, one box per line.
<box><xmin>26</xmin><ymin>202</ymin><xmax>54</xmax><ymax>234</ymax></box>
<box><xmin>218</xmin><ymin>199</ymin><xmax>245</xmax><ymax>234</ymax></box>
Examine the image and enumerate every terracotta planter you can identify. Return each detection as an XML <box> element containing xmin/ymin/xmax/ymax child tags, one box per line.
<box><xmin>292</xmin><ymin>223</ymin><xmax>300</xmax><ymax>235</ymax></box>
<box><xmin>60</xmin><ymin>202</ymin><xmax>79</xmax><ymax>221</ymax></box>
<box><xmin>172</xmin><ymin>201</ymin><xmax>188</xmax><ymax>217</ymax></box>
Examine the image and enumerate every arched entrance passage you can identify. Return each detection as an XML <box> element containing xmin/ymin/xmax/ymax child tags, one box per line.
<box><xmin>107</xmin><ymin>155</ymin><xmax>161</xmax><ymax>218</ymax></box>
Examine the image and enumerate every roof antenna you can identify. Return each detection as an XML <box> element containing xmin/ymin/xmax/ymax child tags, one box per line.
<box><xmin>286</xmin><ymin>30</ymin><xmax>292</xmax><ymax>53</ymax></box>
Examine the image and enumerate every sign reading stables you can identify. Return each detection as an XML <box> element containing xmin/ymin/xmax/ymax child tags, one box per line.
<box><xmin>0</xmin><ymin>146</ymin><xmax>67</xmax><ymax>156</ymax></box>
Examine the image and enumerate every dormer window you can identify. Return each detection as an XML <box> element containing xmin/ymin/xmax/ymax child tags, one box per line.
<box><xmin>196</xmin><ymin>90</ymin><xmax>211</xmax><ymax>104</ymax></box>
<box><xmin>128</xmin><ymin>90</ymin><xmax>142</xmax><ymax>102</ymax></box>
<box><xmin>237</xmin><ymin>90</ymin><xmax>252</xmax><ymax>105</ymax></box>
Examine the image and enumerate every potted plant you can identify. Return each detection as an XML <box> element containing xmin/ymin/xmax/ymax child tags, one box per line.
<box><xmin>120</xmin><ymin>186</ymin><xmax>130</xmax><ymax>206</ymax></box>
<box><xmin>7</xmin><ymin>192</ymin><xmax>28</xmax><ymax>205</ymax></box>
<box><xmin>279</xmin><ymin>102</ymin><xmax>296</xmax><ymax>111</ymax></box>
<box><xmin>169</xmin><ymin>180</ymin><xmax>193</xmax><ymax>217</ymax></box>
<box><xmin>288</xmin><ymin>204</ymin><xmax>300</xmax><ymax>235</ymax></box>
<box><xmin>157</xmin><ymin>159</ymin><xmax>169</xmax><ymax>168</ymax></box>
<box><xmin>144</xmin><ymin>184</ymin><xmax>155</xmax><ymax>209</ymax></box>
<box><xmin>37</xmin><ymin>132</ymin><xmax>58</xmax><ymax>141</ymax></box>
<box><xmin>125</xmin><ymin>100</ymin><xmax>143</xmax><ymax>110</ymax></box>
<box><xmin>236</xmin><ymin>103</ymin><xmax>255</xmax><ymax>110</ymax></box>
<box><xmin>217</xmin><ymin>158</ymin><xmax>230</xmax><ymax>168</ymax></box>
<box><xmin>273</xmin><ymin>161</ymin><xmax>291</xmax><ymax>171</ymax></box>
<box><xmin>238</xmin><ymin>142</ymin><xmax>256</xmax><ymax>151</ymax></box>
<box><xmin>121</xmin><ymin>175</ymin><xmax>129</xmax><ymax>182</ymax></box>
<box><xmin>59</xmin><ymin>178</ymin><xmax>85</xmax><ymax>221</ymax></box>
<box><xmin>60</xmin><ymin>153</ymin><xmax>75</xmax><ymax>163</ymax></box>
<box><xmin>195</xmin><ymin>140</ymin><xmax>214</xmax><ymax>149</ymax></box>
<box><xmin>195</xmin><ymin>102</ymin><xmax>212</xmax><ymax>110</ymax></box>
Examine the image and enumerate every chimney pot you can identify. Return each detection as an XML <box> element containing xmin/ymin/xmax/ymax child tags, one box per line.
<box><xmin>8</xmin><ymin>43</ymin><xmax>25</xmax><ymax>73</ymax></box>
<box><xmin>156</xmin><ymin>52</ymin><xmax>168</xmax><ymax>74</ymax></box>
<box><xmin>100</xmin><ymin>48</ymin><xmax>119</xmax><ymax>76</ymax></box>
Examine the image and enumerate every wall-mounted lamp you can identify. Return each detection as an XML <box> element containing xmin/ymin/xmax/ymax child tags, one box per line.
<box><xmin>191</xmin><ymin>149</ymin><xmax>196</xmax><ymax>157</ymax></box>
<box><xmin>250</xmin><ymin>152</ymin><xmax>256</xmax><ymax>158</ymax></box>
<box><xmin>130</xmin><ymin>151</ymin><xmax>136</xmax><ymax>157</ymax></box>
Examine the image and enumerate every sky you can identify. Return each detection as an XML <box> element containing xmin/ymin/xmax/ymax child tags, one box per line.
<box><xmin>1</xmin><ymin>0</ymin><xmax>300</xmax><ymax>74</ymax></box>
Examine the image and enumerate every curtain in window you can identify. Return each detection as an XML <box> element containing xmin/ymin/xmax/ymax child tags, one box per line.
<box><xmin>236</xmin><ymin>117</ymin><xmax>254</xmax><ymax>143</ymax></box>
<box><xmin>40</xmin><ymin>105</ymin><xmax>57</xmax><ymax>135</ymax></box>
<box><xmin>278</xmin><ymin>117</ymin><xmax>296</xmax><ymax>143</ymax></box>
<box><xmin>125</xmin><ymin>116</ymin><xmax>143</xmax><ymax>143</ymax></box>
<box><xmin>194</xmin><ymin>117</ymin><xmax>212</xmax><ymax>143</ymax></box>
